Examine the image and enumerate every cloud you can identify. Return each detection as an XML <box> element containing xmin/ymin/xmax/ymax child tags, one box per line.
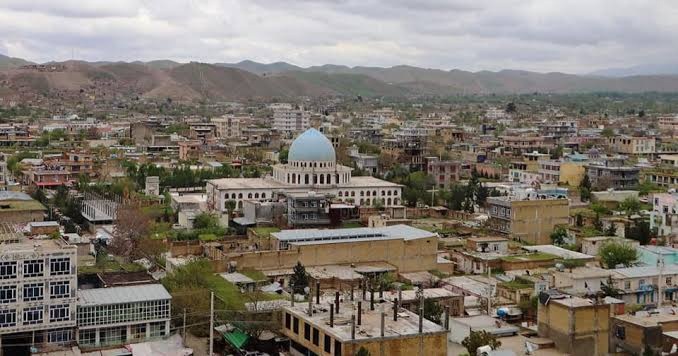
<box><xmin>0</xmin><ymin>0</ymin><xmax>676</xmax><ymax>73</ymax></box>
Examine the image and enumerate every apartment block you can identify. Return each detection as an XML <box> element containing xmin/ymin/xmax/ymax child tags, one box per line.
<box><xmin>0</xmin><ymin>235</ymin><xmax>78</xmax><ymax>348</ymax></box>
<box><xmin>273</xmin><ymin>108</ymin><xmax>310</xmax><ymax>135</ymax></box>
<box><xmin>487</xmin><ymin>196</ymin><xmax>569</xmax><ymax>245</ymax></box>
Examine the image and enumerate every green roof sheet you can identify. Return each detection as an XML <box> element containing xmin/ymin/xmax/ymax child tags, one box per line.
<box><xmin>223</xmin><ymin>329</ymin><xmax>249</xmax><ymax>349</ymax></box>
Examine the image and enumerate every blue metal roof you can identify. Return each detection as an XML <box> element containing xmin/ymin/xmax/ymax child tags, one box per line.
<box><xmin>288</xmin><ymin>128</ymin><xmax>336</xmax><ymax>162</ymax></box>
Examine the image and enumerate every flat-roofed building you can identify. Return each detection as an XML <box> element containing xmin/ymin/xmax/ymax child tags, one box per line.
<box><xmin>487</xmin><ymin>196</ymin><xmax>569</xmax><ymax>245</ymax></box>
<box><xmin>76</xmin><ymin>284</ymin><xmax>172</xmax><ymax>349</ymax></box>
<box><xmin>281</xmin><ymin>298</ymin><xmax>447</xmax><ymax>356</ymax></box>
<box><xmin>537</xmin><ymin>295</ymin><xmax>611</xmax><ymax>356</ymax></box>
<box><xmin>211</xmin><ymin>225</ymin><xmax>439</xmax><ymax>274</ymax></box>
<box><xmin>607</xmin><ymin>136</ymin><xmax>656</xmax><ymax>155</ymax></box>
<box><xmin>0</xmin><ymin>234</ymin><xmax>78</xmax><ymax>348</ymax></box>
<box><xmin>611</xmin><ymin>313</ymin><xmax>678</xmax><ymax>355</ymax></box>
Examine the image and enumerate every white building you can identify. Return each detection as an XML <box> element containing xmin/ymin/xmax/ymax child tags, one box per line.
<box><xmin>272</xmin><ymin>108</ymin><xmax>310</xmax><ymax>135</ymax></box>
<box><xmin>0</xmin><ymin>236</ymin><xmax>78</xmax><ymax>347</ymax></box>
<box><xmin>651</xmin><ymin>192</ymin><xmax>678</xmax><ymax>237</ymax></box>
<box><xmin>207</xmin><ymin>128</ymin><xmax>402</xmax><ymax>211</ymax></box>
<box><xmin>76</xmin><ymin>284</ymin><xmax>172</xmax><ymax>349</ymax></box>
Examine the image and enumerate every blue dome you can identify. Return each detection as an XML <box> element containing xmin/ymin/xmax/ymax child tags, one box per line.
<box><xmin>288</xmin><ymin>128</ymin><xmax>336</xmax><ymax>162</ymax></box>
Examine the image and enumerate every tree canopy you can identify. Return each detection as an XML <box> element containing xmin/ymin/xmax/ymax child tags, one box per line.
<box><xmin>599</xmin><ymin>241</ymin><xmax>638</xmax><ymax>269</ymax></box>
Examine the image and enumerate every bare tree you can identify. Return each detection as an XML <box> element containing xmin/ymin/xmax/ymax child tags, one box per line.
<box><xmin>110</xmin><ymin>206</ymin><xmax>151</xmax><ymax>260</ymax></box>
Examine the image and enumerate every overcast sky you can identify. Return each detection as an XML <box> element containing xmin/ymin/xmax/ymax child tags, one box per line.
<box><xmin>1</xmin><ymin>0</ymin><xmax>677</xmax><ymax>74</ymax></box>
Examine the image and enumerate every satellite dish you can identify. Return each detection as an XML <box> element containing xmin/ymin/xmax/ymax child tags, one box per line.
<box><xmin>671</xmin><ymin>344</ymin><xmax>677</xmax><ymax>353</ymax></box>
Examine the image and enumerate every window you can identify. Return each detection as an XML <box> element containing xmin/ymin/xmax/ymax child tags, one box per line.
<box><xmin>79</xmin><ymin>329</ymin><xmax>96</xmax><ymax>347</ymax></box>
<box><xmin>50</xmin><ymin>281</ymin><xmax>70</xmax><ymax>299</ymax></box>
<box><xmin>23</xmin><ymin>282</ymin><xmax>44</xmax><ymax>301</ymax></box>
<box><xmin>23</xmin><ymin>259</ymin><xmax>43</xmax><ymax>277</ymax></box>
<box><xmin>23</xmin><ymin>306</ymin><xmax>43</xmax><ymax>325</ymax></box>
<box><xmin>624</xmin><ymin>281</ymin><xmax>631</xmax><ymax>290</ymax></box>
<box><xmin>48</xmin><ymin>328</ymin><xmax>72</xmax><ymax>344</ymax></box>
<box><xmin>150</xmin><ymin>321</ymin><xmax>166</xmax><ymax>337</ymax></box>
<box><xmin>49</xmin><ymin>304</ymin><xmax>70</xmax><ymax>322</ymax></box>
<box><xmin>285</xmin><ymin>313</ymin><xmax>291</xmax><ymax>329</ymax></box>
<box><xmin>639</xmin><ymin>279</ymin><xmax>646</xmax><ymax>286</ymax></box>
<box><xmin>668</xmin><ymin>277</ymin><xmax>673</xmax><ymax>286</ymax></box>
<box><xmin>0</xmin><ymin>262</ymin><xmax>17</xmax><ymax>279</ymax></box>
<box><xmin>0</xmin><ymin>285</ymin><xmax>16</xmax><ymax>303</ymax></box>
<box><xmin>312</xmin><ymin>328</ymin><xmax>319</xmax><ymax>346</ymax></box>
<box><xmin>324</xmin><ymin>335</ymin><xmax>331</xmax><ymax>353</ymax></box>
<box><xmin>304</xmin><ymin>322</ymin><xmax>311</xmax><ymax>341</ymax></box>
<box><xmin>50</xmin><ymin>258</ymin><xmax>70</xmax><ymax>276</ymax></box>
<box><xmin>334</xmin><ymin>340</ymin><xmax>342</xmax><ymax>356</ymax></box>
<box><xmin>131</xmin><ymin>323</ymin><xmax>147</xmax><ymax>339</ymax></box>
<box><xmin>293</xmin><ymin>316</ymin><xmax>299</xmax><ymax>334</ymax></box>
<box><xmin>615</xmin><ymin>325</ymin><xmax>626</xmax><ymax>340</ymax></box>
<box><xmin>0</xmin><ymin>309</ymin><xmax>16</xmax><ymax>327</ymax></box>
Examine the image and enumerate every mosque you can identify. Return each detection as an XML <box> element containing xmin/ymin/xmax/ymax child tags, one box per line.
<box><xmin>206</xmin><ymin>128</ymin><xmax>402</xmax><ymax>212</ymax></box>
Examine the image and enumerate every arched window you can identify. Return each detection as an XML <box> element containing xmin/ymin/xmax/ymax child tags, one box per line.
<box><xmin>231</xmin><ymin>193</ymin><xmax>236</xmax><ymax>199</ymax></box>
<box><xmin>344</xmin><ymin>191</ymin><xmax>349</xmax><ymax>197</ymax></box>
<box><xmin>287</xmin><ymin>174</ymin><xmax>290</xmax><ymax>183</ymax></box>
<box><xmin>292</xmin><ymin>174</ymin><xmax>296</xmax><ymax>184</ymax></box>
<box><xmin>320</xmin><ymin>175</ymin><xmax>325</xmax><ymax>184</ymax></box>
<box><xmin>387</xmin><ymin>190</ymin><xmax>392</xmax><ymax>196</ymax></box>
<box><xmin>366</xmin><ymin>191</ymin><xmax>370</xmax><ymax>197</ymax></box>
<box><xmin>254</xmin><ymin>193</ymin><xmax>259</xmax><ymax>199</ymax></box>
<box><xmin>394</xmin><ymin>198</ymin><xmax>400</xmax><ymax>205</ymax></box>
<box><xmin>326</xmin><ymin>174</ymin><xmax>331</xmax><ymax>184</ymax></box>
<box><xmin>381</xmin><ymin>191</ymin><xmax>385</xmax><ymax>196</ymax></box>
<box><xmin>360</xmin><ymin>191</ymin><xmax>365</xmax><ymax>197</ymax></box>
<box><xmin>248</xmin><ymin>193</ymin><xmax>253</xmax><ymax>199</ymax></box>
<box><xmin>387</xmin><ymin>198</ymin><xmax>392</xmax><ymax>205</ymax></box>
<box><xmin>261</xmin><ymin>193</ymin><xmax>266</xmax><ymax>199</ymax></box>
<box><xmin>237</xmin><ymin>201</ymin><xmax>243</xmax><ymax>209</ymax></box>
<box><xmin>238</xmin><ymin>193</ymin><xmax>243</xmax><ymax>199</ymax></box>
<box><xmin>351</xmin><ymin>191</ymin><xmax>355</xmax><ymax>197</ymax></box>
<box><xmin>338</xmin><ymin>191</ymin><xmax>343</xmax><ymax>197</ymax></box>
<box><xmin>305</xmin><ymin>174</ymin><xmax>309</xmax><ymax>184</ymax></box>
<box><xmin>372</xmin><ymin>190</ymin><xmax>377</xmax><ymax>196</ymax></box>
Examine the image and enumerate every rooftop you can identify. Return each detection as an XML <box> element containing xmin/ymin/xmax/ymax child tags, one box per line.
<box><xmin>78</xmin><ymin>284</ymin><xmax>171</xmax><ymax>307</ymax></box>
<box><xmin>522</xmin><ymin>245</ymin><xmax>594</xmax><ymax>260</ymax></box>
<box><xmin>613</xmin><ymin>265</ymin><xmax>678</xmax><ymax>279</ymax></box>
<box><xmin>284</xmin><ymin>298</ymin><xmax>446</xmax><ymax>343</ymax></box>
<box><xmin>272</xmin><ymin>224</ymin><xmax>435</xmax><ymax>243</ymax></box>
<box><xmin>614</xmin><ymin>313</ymin><xmax>678</xmax><ymax>327</ymax></box>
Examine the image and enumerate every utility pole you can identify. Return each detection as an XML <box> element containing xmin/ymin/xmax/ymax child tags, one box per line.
<box><xmin>209</xmin><ymin>291</ymin><xmax>214</xmax><ymax>356</ymax></box>
<box><xmin>182</xmin><ymin>308</ymin><xmax>187</xmax><ymax>344</ymax></box>
<box><xmin>659</xmin><ymin>254</ymin><xmax>665</xmax><ymax>307</ymax></box>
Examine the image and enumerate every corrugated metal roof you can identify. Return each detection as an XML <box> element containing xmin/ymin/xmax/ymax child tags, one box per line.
<box><xmin>272</xmin><ymin>224</ymin><xmax>434</xmax><ymax>242</ymax></box>
<box><xmin>78</xmin><ymin>284</ymin><xmax>171</xmax><ymax>306</ymax></box>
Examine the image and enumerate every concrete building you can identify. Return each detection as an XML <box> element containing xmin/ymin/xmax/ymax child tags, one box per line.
<box><xmin>486</xmin><ymin>196</ymin><xmax>569</xmax><ymax>245</ymax></box>
<box><xmin>76</xmin><ymin>284</ymin><xmax>171</xmax><ymax>349</ymax></box>
<box><xmin>272</xmin><ymin>108</ymin><xmax>310</xmax><ymax>135</ymax></box>
<box><xmin>552</xmin><ymin>267</ymin><xmax>612</xmax><ymax>295</ymax></box>
<box><xmin>426</xmin><ymin>157</ymin><xmax>461</xmax><ymax>189</ymax></box>
<box><xmin>281</xmin><ymin>297</ymin><xmax>447</xmax><ymax>356</ymax></box>
<box><xmin>286</xmin><ymin>192</ymin><xmax>332</xmax><ymax>227</ymax></box>
<box><xmin>650</xmin><ymin>192</ymin><xmax>678</xmax><ymax>237</ymax></box>
<box><xmin>611</xmin><ymin>313</ymin><xmax>678</xmax><ymax>355</ymax></box>
<box><xmin>211</xmin><ymin>115</ymin><xmax>242</xmax><ymax>139</ymax></box>
<box><xmin>210</xmin><ymin>225</ymin><xmax>439</xmax><ymax>274</ymax></box>
<box><xmin>537</xmin><ymin>294</ymin><xmax>610</xmax><ymax>356</ymax></box>
<box><xmin>0</xmin><ymin>191</ymin><xmax>46</xmax><ymax>224</ymax></box>
<box><xmin>611</xmin><ymin>265</ymin><xmax>678</xmax><ymax>306</ymax></box>
<box><xmin>348</xmin><ymin>146</ymin><xmax>378</xmax><ymax>176</ymax></box>
<box><xmin>585</xmin><ymin>158</ymin><xmax>640</xmax><ymax>190</ymax></box>
<box><xmin>207</xmin><ymin>129</ymin><xmax>402</xmax><ymax>211</ymax></box>
<box><xmin>607</xmin><ymin>136</ymin><xmax>656</xmax><ymax>155</ymax></box>
<box><xmin>581</xmin><ymin>236</ymin><xmax>639</xmax><ymax>257</ymax></box>
<box><xmin>0</xmin><ymin>235</ymin><xmax>78</xmax><ymax>349</ymax></box>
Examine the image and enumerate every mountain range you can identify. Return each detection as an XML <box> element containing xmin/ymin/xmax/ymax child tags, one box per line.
<box><xmin>3</xmin><ymin>55</ymin><xmax>678</xmax><ymax>101</ymax></box>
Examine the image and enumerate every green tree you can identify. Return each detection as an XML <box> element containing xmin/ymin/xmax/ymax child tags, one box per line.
<box><xmin>601</xmin><ymin>127</ymin><xmax>614</xmax><ymax>137</ymax></box>
<box><xmin>278</xmin><ymin>148</ymin><xmax>289</xmax><ymax>164</ymax></box>
<box><xmin>505</xmin><ymin>102</ymin><xmax>516</xmax><ymax>113</ymax></box>
<box><xmin>355</xmin><ymin>347</ymin><xmax>371</xmax><ymax>356</ymax></box>
<box><xmin>627</xmin><ymin>220</ymin><xmax>654</xmax><ymax>245</ymax></box>
<box><xmin>579</xmin><ymin>175</ymin><xmax>592</xmax><ymax>202</ymax></box>
<box><xmin>550</xmin><ymin>226</ymin><xmax>568</xmax><ymax>245</ymax></box>
<box><xmin>619</xmin><ymin>197</ymin><xmax>642</xmax><ymax>216</ymax></box>
<box><xmin>601</xmin><ymin>276</ymin><xmax>622</xmax><ymax>298</ymax></box>
<box><xmin>193</xmin><ymin>212</ymin><xmax>220</xmax><ymax>230</ymax></box>
<box><xmin>424</xmin><ymin>299</ymin><xmax>444</xmax><ymax>324</ymax></box>
<box><xmin>462</xmin><ymin>330</ymin><xmax>501</xmax><ymax>355</ymax></box>
<box><xmin>290</xmin><ymin>261</ymin><xmax>309</xmax><ymax>294</ymax></box>
<box><xmin>599</xmin><ymin>242</ymin><xmax>638</xmax><ymax>269</ymax></box>
<box><xmin>593</xmin><ymin>213</ymin><xmax>604</xmax><ymax>232</ymax></box>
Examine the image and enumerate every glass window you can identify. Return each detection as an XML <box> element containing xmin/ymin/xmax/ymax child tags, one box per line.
<box><xmin>293</xmin><ymin>317</ymin><xmax>299</xmax><ymax>334</ymax></box>
<box><xmin>23</xmin><ymin>282</ymin><xmax>44</xmax><ymax>301</ymax></box>
<box><xmin>23</xmin><ymin>306</ymin><xmax>43</xmax><ymax>325</ymax></box>
<box><xmin>304</xmin><ymin>322</ymin><xmax>311</xmax><ymax>341</ymax></box>
<box><xmin>324</xmin><ymin>335</ymin><xmax>331</xmax><ymax>353</ymax></box>
<box><xmin>49</xmin><ymin>304</ymin><xmax>70</xmax><ymax>322</ymax></box>
<box><xmin>50</xmin><ymin>258</ymin><xmax>70</xmax><ymax>276</ymax></box>
<box><xmin>50</xmin><ymin>281</ymin><xmax>70</xmax><ymax>299</ymax></box>
<box><xmin>0</xmin><ymin>285</ymin><xmax>17</xmax><ymax>303</ymax></box>
<box><xmin>23</xmin><ymin>259</ymin><xmax>44</xmax><ymax>277</ymax></box>
<box><xmin>150</xmin><ymin>321</ymin><xmax>166</xmax><ymax>337</ymax></box>
<box><xmin>0</xmin><ymin>262</ymin><xmax>17</xmax><ymax>279</ymax></box>
<box><xmin>48</xmin><ymin>328</ymin><xmax>72</xmax><ymax>344</ymax></box>
<box><xmin>131</xmin><ymin>323</ymin><xmax>147</xmax><ymax>340</ymax></box>
<box><xmin>0</xmin><ymin>309</ymin><xmax>16</xmax><ymax>327</ymax></box>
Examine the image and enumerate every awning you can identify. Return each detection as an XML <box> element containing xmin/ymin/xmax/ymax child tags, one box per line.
<box><xmin>223</xmin><ymin>329</ymin><xmax>249</xmax><ymax>350</ymax></box>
